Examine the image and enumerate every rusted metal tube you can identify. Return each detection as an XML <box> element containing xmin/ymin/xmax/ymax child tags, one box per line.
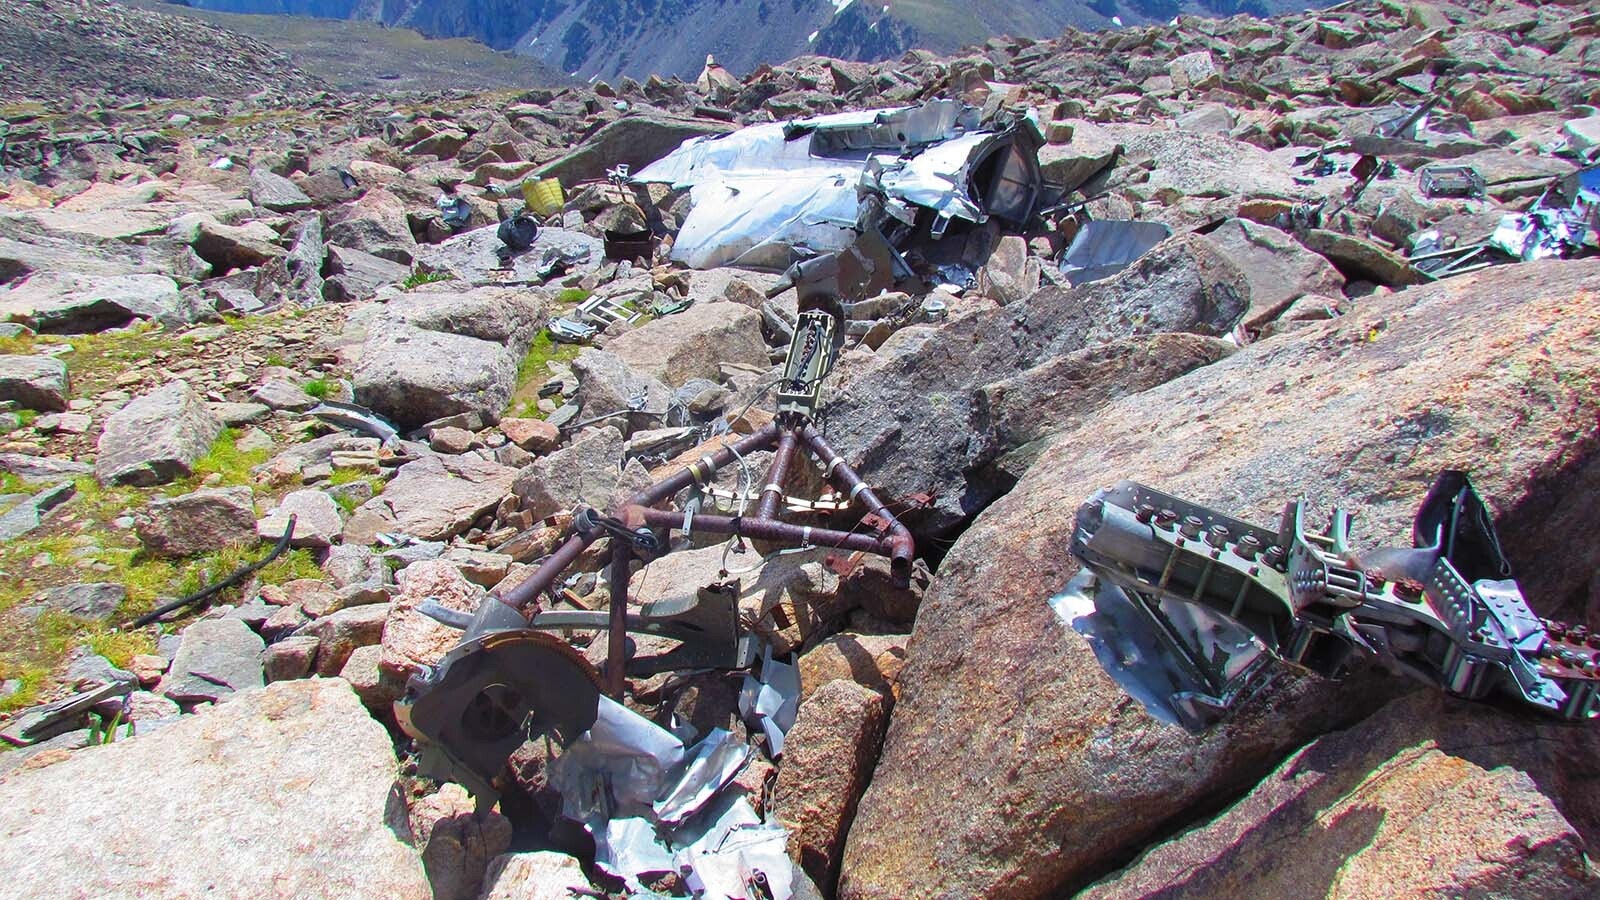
<box><xmin>606</xmin><ymin>539</ymin><xmax>631</xmax><ymax>699</ymax></box>
<box><xmin>492</xmin><ymin>531</ymin><xmax>596</xmax><ymax>613</ymax></box>
<box><xmin>624</xmin><ymin>421</ymin><xmax>780</xmax><ymax>512</ymax></box>
<box><xmin>634</xmin><ymin>507</ymin><xmax>894</xmax><ymax>555</ymax></box>
<box><xmin>756</xmin><ymin>429</ymin><xmax>800</xmax><ymax>520</ymax></box>
<box><xmin>799</xmin><ymin>423</ymin><xmax>915</xmax><ymax>584</ymax></box>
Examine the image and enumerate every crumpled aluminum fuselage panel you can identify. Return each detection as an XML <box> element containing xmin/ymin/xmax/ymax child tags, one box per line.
<box><xmin>633</xmin><ymin>100</ymin><xmax>1041</xmax><ymax>271</ymax></box>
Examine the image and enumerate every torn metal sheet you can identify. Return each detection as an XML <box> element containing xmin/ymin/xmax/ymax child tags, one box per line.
<box><xmin>308</xmin><ymin>401</ymin><xmax>399</xmax><ymax>445</ymax></box>
<box><xmin>739</xmin><ymin>648</ymin><xmax>800</xmax><ymax>757</ymax></box>
<box><xmin>1059</xmin><ymin>220</ymin><xmax>1172</xmax><ymax>286</ymax></box>
<box><xmin>550</xmin><ymin>696</ymin><xmax>791</xmax><ymax>897</ymax></box>
<box><xmin>632</xmin><ymin>100</ymin><xmax>1042</xmax><ymax>271</ymax></box>
<box><xmin>1049</xmin><ymin>570</ymin><xmax>1269</xmax><ymax>732</ymax></box>
<box><xmin>550</xmin><ymin>695</ymin><xmax>686</xmax><ymax>825</ymax></box>
<box><xmin>1487</xmin><ymin>210</ymin><xmax>1586</xmax><ymax>261</ymax></box>
<box><xmin>653</xmin><ymin>728</ymin><xmax>753</xmax><ymax>825</ymax></box>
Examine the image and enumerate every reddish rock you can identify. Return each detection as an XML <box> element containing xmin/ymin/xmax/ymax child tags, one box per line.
<box><xmin>499</xmin><ymin>417</ymin><xmax>561</xmax><ymax>453</ymax></box>
<box><xmin>841</xmin><ymin>260</ymin><xmax>1600</xmax><ymax>899</ymax></box>
<box><xmin>772</xmin><ymin>680</ymin><xmax>889</xmax><ymax>894</ymax></box>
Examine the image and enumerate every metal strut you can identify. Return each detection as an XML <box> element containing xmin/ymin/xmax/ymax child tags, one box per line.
<box><xmin>396</xmin><ymin>253</ymin><xmax>919</xmax><ymax>801</ymax></box>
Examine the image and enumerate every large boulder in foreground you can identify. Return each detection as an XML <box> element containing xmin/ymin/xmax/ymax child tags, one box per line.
<box><xmin>0</xmin><ymin>678</ymin><xmax>429</xmax><ymax>899</ymax></box>
<box><xmin>95</xmin><ymin>381</ymin><xmax>223</xmax><ymax>486</ymax></box>
<box><xmin>1084</xmin><ymin>692</ymin><xmax>1599</xmax><ymax>898</ymax></box>
<box><xmin>840</xmin><ymin>259</ymin><xmax>1600</xmax><ymax>899</ymax></box>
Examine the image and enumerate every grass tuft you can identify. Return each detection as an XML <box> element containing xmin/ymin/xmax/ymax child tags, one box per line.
<box><xmin>401</xmin><ymin>270</ymin><xmax>454</xmax><ymax>290</ymax></box>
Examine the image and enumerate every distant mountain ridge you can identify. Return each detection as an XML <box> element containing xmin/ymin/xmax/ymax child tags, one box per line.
<box><xmin>169</xmin><ymin>0</ymin><xmax>1334</xmax><ymax>81</ymax></box>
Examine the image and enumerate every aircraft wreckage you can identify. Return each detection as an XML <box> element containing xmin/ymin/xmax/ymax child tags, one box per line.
<box><xmin>394</xmin><ymin>98</ymin><xmax>1596</xmax><ymax>897</ymax></box>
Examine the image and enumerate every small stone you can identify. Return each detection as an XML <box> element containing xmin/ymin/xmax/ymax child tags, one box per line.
<box><xmin>251</xmin><ymin>379</ymin><xmax>316</xmax><ymax>412</ymax></box>
<box><xmin>261</xmin><ymin>634</ymin><xmax>320</xmax><ymax>682</ymax></box>
<box><xmin>0</xmin><ymin>356</ymin><xmax>70</xmax><ymax>413</ymax></box>
<box><xmin>299</xmin><ymin>603</ymin><xmax>389</xmax><ymax>676</ymax></box>
<box><xmin>499</xmin><ymin>417</ymin><xmax>561</xmax><ymax>453</ymax></box>
<box><xmin>428</xmin><ymin>426</ymin><xmax>475</xmax><ymax>454</ymax></box>
<box><xmin>257</xmin><ymin>489</ymin><xmax>343</xmax><ymax>548</ymax></box>
<box><xmin>128</xmin><ymin>654</ymin><xmax>169</xmax><ymax>687</ymax></box>
<box><xmin>125</xmin><ymin>690</ymin><xmax>180</xmax><ymax>723</ymax></box>
<box><xmin>40</xmin><ymin>583</ymin><xmax>126</xmax><ymax>620</ymax></box>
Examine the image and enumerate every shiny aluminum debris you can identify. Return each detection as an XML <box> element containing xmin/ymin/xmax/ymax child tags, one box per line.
<box><xmin>1058</xmin><ymin>220</ymin><xmax>1172</xmax><ymax>286</ymax></box>
<box><xmin>1060</xmin><ymin>471</ymin><xmax>1599</xmax><ymax>729</ymax></box>
<box><xmin>549</xmin><ymin>696</ymin><xmax>793</xmax><ymax>898</ymax></box>
<box><xmin>632</xmin><ymin>99</ymin><xmax>1043</xmax><ymax>271</ymax></box>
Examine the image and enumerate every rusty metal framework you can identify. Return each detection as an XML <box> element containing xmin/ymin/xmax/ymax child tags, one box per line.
<box><xmin>397</xmin><ymin>254</ymin><xmax>915</xmax><ymax>803</ymax></box>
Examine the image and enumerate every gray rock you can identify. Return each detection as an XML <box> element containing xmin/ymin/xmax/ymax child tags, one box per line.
<box><xmin>352</xmin><ymin>323</ymin><xmax>519</xmax><ymax>431</ymax></box>
<box><xmin>571</xmin><ymin>349</ymin><xmax>672</xmax><ymax>438</ymax></box>
<box><xmin>95</xmin><ymin>381</ymin><xmax>224</xmax><ymax>486</ymax></box>
<box><xmin>1199</xmin><ymin>218</ymin><xmax>1346</xmax><ymax>330</ymax></box>
<box><xmin>973</xmin><ymin>333</ymin><xmax>1238</xmax><ymax>476</ymax></box>
<box><xmin>169</xmin><ymin>213</ymin><xmax>285</xmax><ymax>274</ymax></box>
<box><xmin>157</xmin><ymin>618</ymin><xmax>265</xmax><ymax>704</ymax></box>
<box><xmin>257</xmin><ymin>488</ymin><xmax>344</xmax><ymax>549</ymax></box>
<box><xmin>822</xmin><ymin>234</ymin><xmax>1251</xmax><ymax>535</ymax></box>
<box><xmin>249</xmin><ymin>168</ymin><xmax>314</xmax><ymax>213</ymax></box>
<box><xmin>40</xmin><ymin>583</ymin><xmax>126</xmax><ymax>620</ymax></box>
<box><xmin>208</xmin><ymin>401</ymin><xmax>271</xmax><ymax>425</ymax></box>
<box><xmin>327</xmin><ymin>188</ymin><xmax>417</xmax><ymax>265</ymax></box>
<box><xmin>531</xmin><ymin>114</ymin><xmax>735</xmax><ymax>186</ymax></box>
<box><xmin>64</xmin><ymin>653</ymin><xmax>137</xmax><ymax>689</ymax></box>
<box><xmin>0</xmin><ymin>453</ymin><xmax>92</xmax><ymax>482</ymax></box>
<box><xmin>1298</xmin><ymin>229</ymin><xmax>1423</xmax><ymax>288</ymax></box>
<box><xmin>262</xmin><ymin>634</ymin><xmax>320</xmax><ymax>682</ymax></box>
<box><xmin>478</xmin><ymin>852</ymin><xmax>590</xmax><ymax>900</ymax></box>
<box><xmin>0</xmin><ymin>355</ymin><xmax>69</xmax><ymax>412</ymax></box>
<box><xmin>343</xmin><ymin>454</ymin><xmax>517</xmax><ymax>544</ymax></box>
<box><xmin>773</xmin><ymin>680</ymin><xmax>889</xmax><ymax>894</ymax></box>
<box><xmin>299</xmin><ymin>603</ymin><xmax>390</xmax><ymax>676</ymax></box>
<box><xmin>603</xmin><ymin>301</ymin><xmax>768</xmax><ymax>386</ymax></box>
<box><xmin>324</xmin><ymin>244</ymin><xmax>410</xmax><ymax>303</ymax></box>
<box><xmin>378</xmin><ymin>286</ymin><xmax>548</xmax><ymax>347</ymax></box>
<box><xmin>1175</xmin><ymin>103</ymin><xmax>1237</xmax><ymax>134</ymax></box>
<box><xmin>512</xmin><ymin>425</ymin><xmax>629</xmax><ymax>520</ymax></box>
<box><xmin>251</xmin><ymin>378</ymin><xmax>316</xmax><ymax>412</ymax></box>
<box><xmin>0</xmin><ymin>480</ymin><xmax>76</xmax><ymax>541</ymax></box>
<box><xmin>1082</xmin><ymin>693</ymin><xmax>1600</xmax><ymax>899</ymax></box>
<box><xmin>135</xmin><ymin>486</ymin><xmax>257</xmax><ymax>558</ymax></box>
<box><xmin>0</xmin><ymin>679</ymin><xmax>430</xmax><ymax>898</ymax></box>
<box><xmin>1</xmin><ymin>272</ymin><xmax>187</xmax><ymax>333</ymax></box>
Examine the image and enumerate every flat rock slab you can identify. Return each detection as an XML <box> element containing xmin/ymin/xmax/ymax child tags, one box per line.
<box><xmin>0</xmin><ymin>678</ymin><xmax>430</xmax><ymax>899</ymax></box>
<box><xmin>603</xmin><ymin>300</ymin><xmax>768</xmax><ymax>386</ymax></box>
<box><xmin>343</xmin><ymin>454</ymin><xmax>517</xmax><ymax>544</ymax></box>
<box><xmin>1083</xmin><ymin>692</ymin><xmax>1600</xmax><ymax>898</ymax></box>
<box><xmin>0</xmin><ymin>355</ymin><xmax>69</xmax><ymax>412</ymax></box>
<box><xmin>95</xmin><ymin>381</ymin><xmax>223</xmax><ymax>487</ymax></box>
<box><xmin>157</xmin><ymin>617</ymin><xmax>264</xmax><ymax>704</ymax></box>
<box><xmin>257</xmin><ymin>488</ymin><xmax>343</xmax><ymax>549</ymax></box>
<box><xmin>135</xmin><ymin>485</ymin><xmax>257</xmax><ymax>558</ymax></box>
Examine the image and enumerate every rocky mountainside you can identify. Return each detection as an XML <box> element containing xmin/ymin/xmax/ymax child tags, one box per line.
<box><xmin>0</xmin><ymin>0</ymin><xmax>1598</xmax><ymax>898</ymax></box>
<box><xmin>172</xmin><ymin>0</ymin><xmax>1338</xmax><ymax>79</ymax></box>
<box><xmin>0</xmin><ymin>0</ymin><xmax>331</xmax><ymax>103</ymax></box>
